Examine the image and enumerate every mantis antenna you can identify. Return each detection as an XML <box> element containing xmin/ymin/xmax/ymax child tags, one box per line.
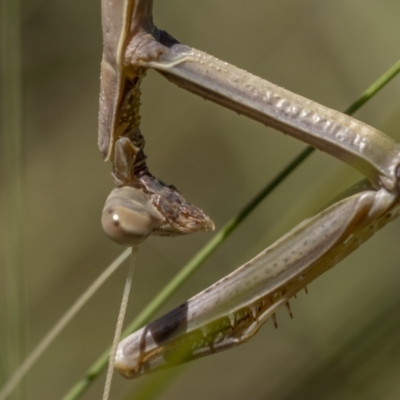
<box><xmin>102</xmin><ymin>246</ymin><xmax>138</xmax><ymax>400</ymax></box>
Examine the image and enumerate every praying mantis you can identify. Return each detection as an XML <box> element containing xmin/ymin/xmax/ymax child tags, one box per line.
<box><xmin>2</xmin><ymin>2</ymin><xmax>400</xmax><ymax>400</ymax></box>
<box><xmin>99</xmin><ymin>0</ymin><xmax>400</xmax><ymax>390</ymax></box>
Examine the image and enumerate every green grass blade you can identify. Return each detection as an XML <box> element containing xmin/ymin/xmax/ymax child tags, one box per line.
<box><xmin>0</xmin><ymin>249</ymin><xmax>132</xmax><ymax>400</ymax></box>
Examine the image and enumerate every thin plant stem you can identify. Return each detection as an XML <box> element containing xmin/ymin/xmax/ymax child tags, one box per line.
<box><xmin>344</xmin><ymin>59</ymin><xmax>400</xmax><ymax>115</ymax></box>
<box><xmin>61</xmin><ymin>59</ymin><xmax>400</xmax><ymax>400</ymax></box>
<box><xmin>0</xmin><ymin>0</ymin><xmax>26</xmax><ymax>398</ymax></box>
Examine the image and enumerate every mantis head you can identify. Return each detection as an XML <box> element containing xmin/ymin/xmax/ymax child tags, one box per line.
<box><xmin>102</xmin><ymin>185</ymin><xmax>215</xmax><ymax>246</ymax></box>
<box><xmin>102</xmin><ymin>186</ymin><xmax>163</xmax><ymax>246</ymax></box>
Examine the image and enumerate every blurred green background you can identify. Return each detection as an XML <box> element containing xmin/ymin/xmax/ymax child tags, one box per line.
<box><xmin>1</xmin><ymin>0</ymin><xmax>400</xmax><ymax>399</ymax></box>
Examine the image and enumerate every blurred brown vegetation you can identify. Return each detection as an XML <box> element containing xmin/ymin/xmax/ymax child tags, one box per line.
<box><xmin>1</xmin><ymin>0</ymin><xmax>400</xmax><ymax>399</ymax></box>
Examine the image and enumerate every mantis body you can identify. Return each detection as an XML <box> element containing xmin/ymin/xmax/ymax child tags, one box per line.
<box><xmin>98</xmin><ymin>0</ymin><xmax>400</xmax><ymax>379</ymax></box>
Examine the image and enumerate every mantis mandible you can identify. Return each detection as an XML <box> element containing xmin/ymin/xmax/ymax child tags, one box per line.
<box><xmin>98</xmin><ymin>0</ymin><xmax>400</xmax><ymax>379</ymax></box>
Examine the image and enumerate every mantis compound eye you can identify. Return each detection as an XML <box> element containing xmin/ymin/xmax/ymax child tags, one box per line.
<box><xmin>101</xmin><ymin>187</ymin><xmax>162</xmax><ymax>246</ymax></box>
<box><xmin>102</xmin><ymin>205</ymin><xmax>153</xmax><ymax>246</ymax></box>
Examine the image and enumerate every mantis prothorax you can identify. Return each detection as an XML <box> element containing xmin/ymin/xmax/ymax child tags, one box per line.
<box><xmin>98</xmin><ymin>0</ymin><xmax>400</xmax><ymax>378</ymax></box>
